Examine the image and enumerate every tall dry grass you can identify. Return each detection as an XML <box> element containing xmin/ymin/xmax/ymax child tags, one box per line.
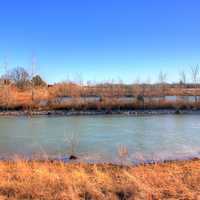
<box><xmin>0</xmin><ymin>84</ymin><xmax>200</xmax><ymax>111</ymax></box>
<box><xmin>0</xmin><ymin>159</ymin><xmax>199</xmax><ymax>200</ymax></box>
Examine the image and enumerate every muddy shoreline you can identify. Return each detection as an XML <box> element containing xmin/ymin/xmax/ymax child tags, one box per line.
<box><xmin>0</xmin><ymin>108</ymin><xmax>200</xmax><ymax>116</ymax></box>
<box><xmin>0</xmin><ymin>154</ymin><xmax>199</xmax><ymax>166</ymax></box>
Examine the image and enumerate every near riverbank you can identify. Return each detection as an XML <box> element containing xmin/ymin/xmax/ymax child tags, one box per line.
<box><xmin>0</xmin><ymin>159</ymin><xmax>199</xmax><ymax>200</ymax></box>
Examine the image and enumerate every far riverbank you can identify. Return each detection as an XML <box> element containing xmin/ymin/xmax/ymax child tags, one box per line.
<box><xmin>0</xmin><ymin>108</ymin><xmax>200</xmax><ymax>116</ymax></box>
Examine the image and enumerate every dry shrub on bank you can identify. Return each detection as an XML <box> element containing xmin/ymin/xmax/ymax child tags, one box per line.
<box><xmin>0</xmin><ymin>86</ymin><xmax>49</xmax><ymax>110</ymax></box>
<box><xmin>48</xmin><ymin>83</ymin><xmax>82</xmax><ymax>98</ymax></box>
<box><xmin>0</xmin><ymin>159</ymin><xmax>199</xmax><ymax>200</ymax></box>
<box><xmin>1</xmin><ymin>84</ymin><xmax>200</xmax><ymax>110</ymax></box>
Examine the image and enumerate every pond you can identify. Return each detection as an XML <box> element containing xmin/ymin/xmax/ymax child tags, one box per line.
<box><xmin>0</xmin><ymin>115</ymin><xmax>199</xmax><ymax>163</ymax></box>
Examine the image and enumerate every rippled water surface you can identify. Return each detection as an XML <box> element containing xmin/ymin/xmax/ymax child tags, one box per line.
<box><xmin>0</xmin><ymin>115</ymin><xmax>199</xmax><ymax>163</ymax></box>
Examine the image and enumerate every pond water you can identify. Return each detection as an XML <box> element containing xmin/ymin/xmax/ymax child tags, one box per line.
<box><xmin>0</xmin><ymin>115</ymin><xmax>199</xmax><ymax>163</ymax></box>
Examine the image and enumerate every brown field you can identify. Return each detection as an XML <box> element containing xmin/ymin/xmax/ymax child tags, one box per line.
<box><xmin>0</xmin><ymin>159</ymin><xmax>199</xmax><ymax>200</ymax></box>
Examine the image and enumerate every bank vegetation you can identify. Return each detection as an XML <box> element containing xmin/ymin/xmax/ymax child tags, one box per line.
<box><xmin>1</xmin><ymin>66</ymin><xmax>200</xmax><ymax>111</ymax></box>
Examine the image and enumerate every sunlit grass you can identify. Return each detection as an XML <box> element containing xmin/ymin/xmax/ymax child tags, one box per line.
<box><xmin>0</xmin><ymin>159</ymin><xmax>198</xmax><ymax>199</ymax></box>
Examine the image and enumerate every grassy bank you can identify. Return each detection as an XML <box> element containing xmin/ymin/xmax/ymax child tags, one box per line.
<box><xmin>0</xmin><ymin>159</ymin><xmax>199</xmax><ymax>200</ymax></box>
<box><xmin>1</xmin><ymin>85</ymin><xmax>200</xmax><ymax>112</ymax></box>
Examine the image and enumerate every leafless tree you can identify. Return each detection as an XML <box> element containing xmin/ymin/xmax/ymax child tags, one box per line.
<box><xmin>139</xmin><ymin>83</ymin><xmax>146</xmax><ymax>108</ymax></box>
<box><xmin>191</xmin><ymin>65</ymin><xmax>199</xmax><ymax>84</ymax></box>
<box><xmin>133</xmin><ymin>77</ymin><xmax>141</xmax><ymax>97</ymax></box>
<box><xmin>158</xmin><ymin>71</ymin><xmax>167</xmax><ymax>100</ymax></box>
<box><xmin>145</xmin><ymin>77</ymin><xmax>153</xmax><ymax>103</ymax></box>
<box><xmin>10</xmin><ymin>67</ymin><xmax>30</xmax><ymax>89</ymax></box>
<box><xmin>191</xmin><ymin>65</ymin><xmax>199</xmax><ymax>102</ymax></box>
<box><xmin>116</xmin><ymin>78</ymin><xmax>124</xmax><ymax>97</ymax></box>
<box><xmin>179</xmin><ymin>70</ymin><xmax>186</xmax><ymax>85</ymax></box>
<box><xmin>178</xmin><ymin>70</ymin><xmax>187</xmax><ymax>102</ymax></box>
<box><xmin>158</xmin><ymin>71</ymin><xmax>167</xmax><ymax>84</ymax></box>
<box><xmin>2</xmin><ymin>57</ymin><xmax>10</xmax><ymax>110</ymax></box>
<box><xmin>31</xmin><ymin>56</ymin><xmax>37</xmax><ymax>103</ymax></box>
<box><xmin>65</xmin><ymin>132</ymin><xmax>80</xmax><ymax>159</ymax></box>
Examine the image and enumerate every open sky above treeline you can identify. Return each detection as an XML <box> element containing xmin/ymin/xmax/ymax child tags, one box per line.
<box><xmin>0</xmin><ymin>0</ymin><xmax>200</xmax><ymax>84</ymax></box>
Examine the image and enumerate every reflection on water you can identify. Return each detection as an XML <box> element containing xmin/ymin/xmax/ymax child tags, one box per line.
<box><xmin>0</xmin><ymin>115</ymin><xmax>199</xmax><ymax>163</ymax></box>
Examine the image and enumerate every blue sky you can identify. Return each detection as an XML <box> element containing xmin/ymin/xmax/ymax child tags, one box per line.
<box><xmin>0</xmin><ymin>0</ymin><xmax>200</xmax><ymax>83</ymax></box>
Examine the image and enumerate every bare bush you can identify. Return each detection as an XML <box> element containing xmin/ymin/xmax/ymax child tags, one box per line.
<box><xmin>191</xmin><ymin>65</ymin><xmax>199</xmax><ymax>103</ymax></box>
<box><xmin>65</xmin><ymin>132</ymin><xmax>80</xmax><ymax>159</ymax></box>
<box><xmin>117</xmin><ymin>144</ymin><xmax>129</xmax><ymax>166</ymax></box>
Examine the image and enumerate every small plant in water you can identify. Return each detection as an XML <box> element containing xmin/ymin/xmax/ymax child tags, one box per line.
<box><xmin>117</xmin><ymin>144</ymin><xmax>129</xmax><ymax>166</ymax></box>
<box><xmin>65</xmin><ymin>132</ymin><xmax>80</xmax><ymax>160</ymax></box>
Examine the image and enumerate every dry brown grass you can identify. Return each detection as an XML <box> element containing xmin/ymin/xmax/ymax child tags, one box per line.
<box><xmin>1</xmin><ymin>84</ymin><xmax>200</xmax><ymax>111</ymax></box>
<box><xmin>0</xmin><ymin>86</ymin><xmax>49</xmax><ymax>109</ymax></box>
<box><xmin>0</xmin><ymin>159</ymin><xmax>199</xmax><ymax>200</ymax></box>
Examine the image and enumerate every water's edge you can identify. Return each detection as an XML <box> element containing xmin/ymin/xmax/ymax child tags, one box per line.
<box><xmin>0</xmin><ymin>109</ymin><xmax>200</xmax><ymax>116</ymax></box>
<box><xmin>0</xmin><ymin>155</ymin><xmax>199</xmax><ymax>166</ymax></box>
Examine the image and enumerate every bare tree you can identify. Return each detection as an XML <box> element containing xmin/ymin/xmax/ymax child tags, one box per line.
<box><xmin>179</xmin><ymin>70</ymin><xmax>186</xmax><ymax>85</ymax></box>
<box><xmin>31</xmin><ymin>56</ymin><xmax>37</xmax><ymax>103</ymax></box>
<box><xmin>145</xmin><ymin>77</ymin><xmax>153</xmax><ymax>103</ymax></box>
<box><xmin>10</xmin><ymin>67</ymin><xmax>30</xmax><ymax>89</ymax></box>
<box><xmin>133</xmin><ymin>77</ymin><xmax>140</xmax><ymax>97</ymax></box>
<box><xmin>158</xmin><ymin>71</ymin><xmax>167</xmax><ymax>100</ymax></box>
<box><xmin>116</xmin><ymin>78</ymin><xmax>124</xmax><ymax>97</ymax></box>
<box><xmin>158</xmin><ymin>71</ymin><xmax>167</xmax><ymax>84</ymax></box>
<box><xmin>191</xmin><ymin>65</ymin><xmax>199</xmax><ymax>103</ymax></box>
<box><xmin>191</xmin><ymin>65</ymin><xmax>199</xmax><ymax>84</ymax></box>
<box><xmin>2</xmin><ymin>57</ymin><xmax>10</xmax><ymax>110</ymax></box>
<box><xmin>65</xmin><ymin>132</ymin><xmax>80</xmax><ymax>160</ymax></box>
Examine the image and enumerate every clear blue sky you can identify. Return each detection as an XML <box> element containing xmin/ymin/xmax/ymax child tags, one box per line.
<box><xmin>0</xmin><ymin>0</ymin><xmax>200</xmax><ymax>83</ymax></box>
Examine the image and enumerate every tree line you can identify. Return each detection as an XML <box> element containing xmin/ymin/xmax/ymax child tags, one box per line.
<box><xmin>0</xmin><ymin>65</ymin><xmax>200</xmax><ymax>98</ymax></box>
<box><xmin>1</xmin><ymin>67</ymin><xmax>46</xmax><ymax>89</ymax></box>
